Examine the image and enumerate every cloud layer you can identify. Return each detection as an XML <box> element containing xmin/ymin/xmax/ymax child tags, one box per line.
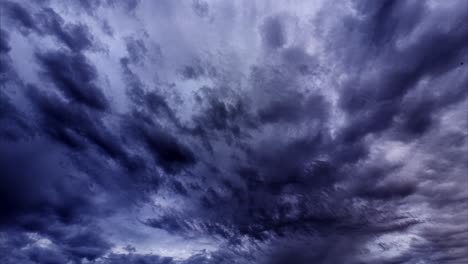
<box><xmin>0</xmin><ymin>0</ymin><xmax>467</xmax><ymax>263</ymax></box>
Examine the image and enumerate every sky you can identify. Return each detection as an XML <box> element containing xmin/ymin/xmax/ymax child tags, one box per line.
<box><xmin>0</xmin><ymin>0</ymin><xmax>467</xmax><ymax>263</ymax></box>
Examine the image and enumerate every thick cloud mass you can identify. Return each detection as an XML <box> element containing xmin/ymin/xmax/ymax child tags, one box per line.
<box><xmin>1</xmin><ymin>0</ymin><xmax>467</xmax><ymax>263</ymax></box>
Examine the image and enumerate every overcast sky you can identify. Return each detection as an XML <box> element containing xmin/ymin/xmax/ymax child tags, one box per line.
<box><xmin>0</xmin><ymin>0</ymin><xmax>467</xmax><ymax>263</ymax></box>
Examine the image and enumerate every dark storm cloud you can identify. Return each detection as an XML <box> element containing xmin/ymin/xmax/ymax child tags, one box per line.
<box><xmin>0</xmin><ymin>226</ymin><xmax>113</xmax><ymax>263</ymax></box>
<box><xmin>122</xmin><ymin>67</ymin><xmax>180</xmax><ymax>128</ymax></box>
<box><xmin>260</xmin><ymin>15</ymin><xmax>286</xmax><ymax>49</ymax></box>
<box><xmin>0</xmin><ymin>28</ymin><xmax>15</xmax><ymax>81</ymax></box>
<box><xmin>60</xmin><ymin>229</ymin><xmax>112</xmax><ymax>261</ymax></box>
<box><xmin>180</xmin><ymin>64</ymin><xmax>205</xmax><ymax>80</ymax></box>
<box><xmin>0</xmin><ymin>139</ymin><xmax>91</xmax><ymax>226</ymax></box>
<box><xmin>139</xmin><ymin>125</ymin><xmax>197</xmax><ymax>174</ymax></box>
<box><xmin>97</xmin><ymin>251</ymin><xmax>239</xmax><ymax>264</ymax></box>
<box><xmin>257</xmin><ymin>93</ymin><xmax>328</xmax><ymax>124</ymax></box>
<box><xmin>335</xmin><ymin>0</ymin><xmax>467</xmax><ymax>142</ymax></box>
<box><xmin>120</xmin><ymin>62</ymin><xmax>197</xmax><ymax>173</ymax></box>
<box><xmin>3</xmin><ymin>1</ymin><xmax>95</xmax><ymax>51</ymax></box>
<box><xmin>139</xmin><ymin>1</ymin><xmax>466</xmax><ymax>261</ymax></box>
<box><xmin>36</xmin><ymin>8</ymin><xmax>95</xmax><ymax>52</ymax></box>
<box><xmin>0</xmin><ymin>232</ymin><xmax>68</xmax><ymax>264</ymax></box>
<box><xmin>0</xmin><ymin>0</ymin><xmax>466</xmax><ymax>263</ymax></box>
<box><xmin>0</xmin><ymin>90</ymin><xmax>32</xmax><ymax>142</ymax></box>
<box><xmin>261</xmin><ymin>237</ymin><xmax>362</xmax><ymax>264</ymax></box>
<box><xmin>0</xmin><ymin>130</ymin><xmax>114</xmax><ymax>262</ymax></box>
<box><xmin>2</xmin><ymin>1</ymin><xmax>36</xmax><ymax>31</ymax></box>
<box><xmin>0</xmin><ymin>23</ymin><xmax>115</xmax><ymax>262</ymax></box>
<box><xmin>186</xmin><ymin>86</ymin><xmax>259</xmax><ymax>152</ymax></box>
<box><xmin>281</xmin><ymin>46</ymin><xmax>320</xmax><ymax>75</ymax></box>
<box><xmin>194</xmin><ymin>95</ymin><xmax>255</xmax><ymax>137</ymax></box>
<box><xmin>0</xmin><ymin>29</ymin><xmax>11</xmax><ymax>54</ymax></box>
<box><xmin>26</xmin><ymin>86</ymin><xmax>143</xmax><ymax>172</ymax></box>
<box><xmin>35</xmin><ymin>50</ymin><xmax>109</xmax><ymax>110</ymax></box>
<box><xmin>99</xmin><ymin>253</ymin><xmax>174</xmax><ymax>264</ymax></box>
<box><xmin>1</xmin><ymin>4</ymin><xmax>147</xmax><ymax>262</ymax></box>
<box><xmin>0</xmin><ymin>29</ymin><xmax>11</xmax><ymax>75</ymax></box>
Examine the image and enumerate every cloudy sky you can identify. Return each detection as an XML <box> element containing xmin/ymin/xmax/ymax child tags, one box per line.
<box><xmin>0</xmin><ymin>0</ymin><xmax>467</xmax><ymax>263</ymax></box>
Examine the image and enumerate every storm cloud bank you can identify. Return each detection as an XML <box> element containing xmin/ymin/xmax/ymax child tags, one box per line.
<box><xmin>0</xmin><ymin>0</ymin><xmax>467</xmax><ymax>263</ymax></box>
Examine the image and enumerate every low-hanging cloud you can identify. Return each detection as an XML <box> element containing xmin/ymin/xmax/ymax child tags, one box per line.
<box><xmin>0</xmin><ymin>0</ymin><xmax>467</xmax><ymax>263</ymax></box>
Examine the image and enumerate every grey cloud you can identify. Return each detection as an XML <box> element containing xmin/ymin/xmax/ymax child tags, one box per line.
<box><xmin>260</xmin><ymin>15</ymin><xmax>287</xmax><ymax>49</ymax></box>
<box><xmin>35</xmin><ymin>50</ymin><xmax>109</xmax><ymax>110</ymax></box>
<box><xmin>125</xmin><ymin>36</ymin><xmax>148</xmax><ymax>65</ymax></box>
<box><xmin>191</xmin><ymin>0</ymin><xmax>209</xmax><ymax>18</ymax></box>
<box><xmin>0</xmin><ymin>0</ymin><xmax>466</xmax><ymax>263</ymax></box>
<box><xmin>2</xmin><ymin>1</ymin><xmax>37</xmax><ymax>32</ymax></box>
<box><xmin>2</xmin><ymin>2</ymin><xmax>95</xmax><ymax>51</ymax></box>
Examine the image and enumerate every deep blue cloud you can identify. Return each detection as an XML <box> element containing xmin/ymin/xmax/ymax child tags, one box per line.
<box><xmin>0</xmin><ymin>0</ymin><xmax>466</xmax><ymax>263</ymax></box>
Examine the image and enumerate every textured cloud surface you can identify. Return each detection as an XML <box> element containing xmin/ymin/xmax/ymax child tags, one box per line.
<box><xmin>1</xmin><ymin>0</ymin><xmax>467</xmax><ymax>263</ymax></box>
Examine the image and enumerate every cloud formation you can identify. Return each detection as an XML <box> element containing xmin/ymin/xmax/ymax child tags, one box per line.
<box><xmin>0</xmin><ymin>0</ymin><xmax>467</xmax><ymax>263</ymax></box>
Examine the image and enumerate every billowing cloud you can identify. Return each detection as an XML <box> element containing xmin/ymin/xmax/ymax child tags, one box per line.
<box><xmin>0</xmin><ymin>0</ymin><xmax>467</xmax><ymax>263</ymax></box>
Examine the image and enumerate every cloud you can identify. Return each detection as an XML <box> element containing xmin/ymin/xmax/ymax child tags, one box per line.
<box><xmin>2</xmin><ymin>1</ymin><xmax>37</xmax><ymax>31</ymax></box>
<box><xmin>260</xmin><ymin>15</ymin><xmax>287</xmax><ymax>49</ymax></box>
<box><xmin>0</xmin><ymin>0</ymin><xmax>466</xmax><ymax>263</ymax></box>
<box><xmin>99</xmin><ymin>253</ymin><xmax>174</xmax><ymax>264</ymax></box>
<box><xmin>3</xmin><ymin>1</ymin><xmax>96</xmax><ymax>51</ymax></box>
<box><xmin>35</xmin><ymin>50</ymin><xmax>109</xmax><ymax>110</ymax></box>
